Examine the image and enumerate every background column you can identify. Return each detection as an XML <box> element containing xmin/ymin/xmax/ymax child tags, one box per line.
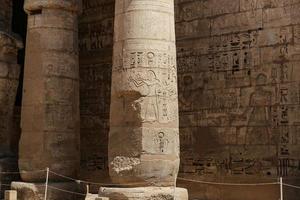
<box><xmin>19</xmin><ymin>0</ymin><xmax>81</xmax><ymax>182</ymax></box>
<box><xmin>0</xmin><ymin>0</ymin><xmax>23</xmax><ymax>198</ymax></box>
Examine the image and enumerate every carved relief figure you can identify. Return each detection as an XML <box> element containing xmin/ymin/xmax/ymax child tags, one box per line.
<box><xmin>246</xmin><ymin>74</ymin><xmax>272</xmax><ymax>145</ymax></box>
<box><xmin>179</xmin><ymin>75</ymin><xmax>202</xmax><ymax>111</ymax></box>
<box><xmin>154</xmin><ymin>132</ymin><xmax>169</xmax><ymax>153</ymax></box>
<box><xmin>129</xmin><ymin>70</ymin><xmax>161</xmax><ymax>122</ymax></box>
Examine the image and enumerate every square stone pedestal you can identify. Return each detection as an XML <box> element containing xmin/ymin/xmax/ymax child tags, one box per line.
<box><xmin>11</xmin><ymin>181</ymin><xmax>85</xmax><ymax>200</ymax></box>
<box><xmin>5</xmin><ymin>190</ymin><xmax>17</xmax><ymax>200</ymax></box>
<box><xmin>99</xmin><ymin>187</ymin><xmax>188</xmax><ymax>200</ymax></box>
<box><xmin>85</xmin><ymin>193</ymin><xmax>109</xmax><ymax>200</ymax></box>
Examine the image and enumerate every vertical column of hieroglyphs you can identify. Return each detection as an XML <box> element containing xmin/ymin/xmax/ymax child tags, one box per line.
<box><xmin>175</xmin><ymin>0</ymin><xmax>300</xmax><ymax>199</ymax></box>
<box><xmin>109</xmin><ymin>0</ymin><xmax>179</xmax><ymax>186</ymax></box>
<box><xmin>0</xmin><ymin>0</ymin><xmax>23</xmax><ymax>197</ymax></box>
<box><xmin>19</xmin><ymin>0</ymin><xmax>81</xmax><ymax>181</ymax></box>
<box><xmin>78</xmin><ymin>0</ymin><xmax>115</xmax><ymax>182</ymax></box>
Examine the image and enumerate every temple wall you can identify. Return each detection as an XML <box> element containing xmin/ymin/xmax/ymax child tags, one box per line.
<box><xmin>176</xmin><ymin>0</ymin><xmax>300</xmax><ymax>199</ymax></box>
<box><xmin>0</xmin><ymin>0</ymin><xmax>12</xmax><ymax>32</ymax></box>
<box><xmin>0</xmin><ymin>1</ymin><xmax>23</xmax><ymax>198</ymax></box>
<box><xmin>78</xmin><ymin>0</ymin><xmax>114</xmax><ymax>183</ymax></box>
<box><xmin>79</xmin><ymin>0</ymin><xmax>300</xmax><ymax>199</ymax></box>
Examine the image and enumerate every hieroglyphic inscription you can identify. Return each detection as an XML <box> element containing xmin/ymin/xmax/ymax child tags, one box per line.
<box><xmin>79</xmin><ymin>0</ymin><xmax>115</xmax><ymax>179</ymax></box>
<box><xmin>153</xmin><ymin>132</ymin><xmax>169</xmax><ymax>153</ymax></box>
<box><xmin>113</xmin><ymin>49</ymin><xmax>178</xmax><ymax>124</ymax></box>
<box><xmin>79</xmin><ymin>19</ymin><xmax>114</xmax><ymax>51</ymax></box>
<box><xmin>114</xmin><ymin>50</ymin><xmax>176</xmax><ymax>71</ymax></box>
<box><xmin>176</xmin><ymin>0</ymin><xmax>300</xmax><ymax>182</ymax></box>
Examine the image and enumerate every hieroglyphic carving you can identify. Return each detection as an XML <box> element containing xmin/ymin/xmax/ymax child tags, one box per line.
<box><xmin>0</xmin><ymin>34</ymin><xmax>21</xmax><ymax>157</ymax></box>
<box><xmin>108</xmin><ymin>0</ymin><xmax>180</xmax><ymax>186</ymax></box>
<box><xmin>125</xmin><ymin>66</ymin><xmax>177</xmax><ymax>123</ymax></box>
<box><xmin>82</xmin><ymin>0</ymin><xmax>114</xmax><ymax>17</ymax></box>
<box><xmin>176</xmin><ymin>0</ymin><xmax>300</xmax><ymax>184</ymax></box>
<box><xmin>19</xmin><ymin>0</ymin><xmax>80</xmax><ymax>182</ymax></box>
<box><xmin>153</xmin><ymin>132</ymin><xmax>169</xmax><ymax>153</ymax></box>
<box><xmin>120</xmin><ymin>51</ymin><xmax>176</xmax><ymax>70</ymax></box>
<box><xmin>79</xmin><ymin>19</ymin><xmax>114</xmax><ymax>51</ymax></box>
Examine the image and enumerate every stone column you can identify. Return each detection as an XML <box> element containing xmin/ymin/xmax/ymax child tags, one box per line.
<box><xmin>0</xmin><ymin>31</ymin><xmax>22</xmax><ymax>173</ymax></box>
<box><xmin>100</xmin><ymin>0</ymin><xmax>188</xmax><ymax>199</ymax></box>
<box><xmin>19</xmin><ymin>0</ymin><xmax>81</xmax><ymax>182</ymax></box>
<box><xmin>0</xmin><ymin>1</ymin><xmax>23</xmax><ymax>199</ymax></box>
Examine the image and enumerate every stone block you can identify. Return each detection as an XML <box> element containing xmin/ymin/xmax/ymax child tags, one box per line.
<box><xmin>211</xmin><ymin>10</ymin><xmax>263</xmax><ymax>35</ymax></box>
<box><xmin>11</xmin><ymin>182</ymin><xmax>84</xmax><ymax>200</ymax></box>
<box><xmin>5</xmin><ymin>190</ymin><xmax>17</xmax><ymax>200</ymax></box>
<box><xmin>176</xmin><ymin>19</ymin><xmax>211</xmax><ymax>39</ymax></box>
<box><xmin>85</xmin><ymin>194</ymin><xmax>109</xmax><ymax>200</ymax></box>
<box><xmin>99</xmin><ymin>187</ymin><xmax>188</xmax><ymax>200</ymax></box>
<box><xmin>85</xmin><ymin>193</ymin><xmax>98</xmax><ymax>200</ymax></box>
<box><xmin>263</xmin><ymin>6</ymin><xmax>292</xmax><ymax>28</ymax></box>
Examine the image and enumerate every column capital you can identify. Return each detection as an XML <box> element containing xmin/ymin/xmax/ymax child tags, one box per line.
<box><xmin>24</xmin><ymin>0</ymin><xmax>82</xmax><ymax>14</ymax></box>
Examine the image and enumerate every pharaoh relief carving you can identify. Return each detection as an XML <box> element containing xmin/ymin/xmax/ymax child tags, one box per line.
<box><xmin>111</xmin><ymin>49</ymin><xmax>178</xmax><ymax>124</ymax></box>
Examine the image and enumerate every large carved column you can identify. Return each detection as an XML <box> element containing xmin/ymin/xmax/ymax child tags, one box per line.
<box><xmin>18</xmin><ymin>0</ymin><xmax>81</xmax><ymax>182</ymax></box>
<box><xmin>0</xmin><ymin>0</ymin><xmax>23</xmax><ymax>198</ymax></box>
<box><xmin>99</xmin><ymin>0</ymin><xmax>188</xmax><ymax>199</ymax></box>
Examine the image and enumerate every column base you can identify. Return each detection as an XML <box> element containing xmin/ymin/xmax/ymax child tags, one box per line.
<box><xmin>11</xmin><ymin>181</ymin><xmax>84</xmax><ymax>200</ymax></box>
<box><xmin>99</xmin><ymin>186</ymin><xmax>188</xmax><ymax>200</ymax></box>
<box><xmin>86</xmin><ymin>193</ymin><xmax>109</xmax><ymax>200</ymax></box>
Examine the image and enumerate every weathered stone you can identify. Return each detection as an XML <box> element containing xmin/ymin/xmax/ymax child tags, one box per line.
<box><xmin>85</xmin><ymin>193</ymin><xmax>109</xmax><ymax>200</ymax></box>
<box><xmin>5</xmin><ymin>190</ymin><xmax>17</xmax><ymax>200</ymax></box>
<box><xmin>99</xmin><ymin>187</ymin><xmax>188</xmax><ymax>200</ymax></box>
<box><xmin>175</xmin><ymin>0</ymin><xmax>300</xmax><ymax>199</ymax></box>
<box><xmin>109</xmin><ymin>0</ymin><xmax>180</xmax><ymax>187</ymax></box>
<box><xmin>0</xmin><ymin>4</ymin><xmax>23</xmax><ymax>199</ymax></box>
<box><xmin>4</xmin><ymin>0</ymin><xmax>300</xmax><ymax>200</ymax></box>
<box><xmin>19</xmin><ymin>0</ymin><xmax>81</xmax><ymax>182</ymax></box>
<box><xmin>0</xmin><ymin>0</ymin><xmax>12</xmax><ymax>32</ymax></box>
<box><xmin>11</xmin><ymin>182</ymin><xmax>84</xmax><ymax>200</ymax></box>
<box><xmin>211</xmin><ymin>10</ymin><xmax>263</xmax><ymax>35</ymax></box>
<box><xmin>0</xmin><ymin>32</ymin><xmax>22</xmax><ymax>157</ymax></box>
<box><xmin>85</xmin><ymin>193</ymin><xmax>98</xmax><ymax>200</ymax></box>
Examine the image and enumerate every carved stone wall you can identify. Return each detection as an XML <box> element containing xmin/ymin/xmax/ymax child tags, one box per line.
<box><xmin>176</xmin><ymin>0</ymin><xmax>300</xmax><ymax>199</ymax></box>
<box><xmin>79</xmin><ymin>0</ymin><xmax>114</xmax><ymax>183</ymax></box>
<box><xmin>0</xmin><ymin>0</ymin><xmax>12</xmax><ymax>32</ymax></box>
<box><xmin>79</xmin><ymin>0</ymin><xmax>300</xmax><ymax>199</ymax></box>
<box><xmin>0</xmin><ymin>1</ymin><xmax>23</xmax><ymax>198</ymax></box>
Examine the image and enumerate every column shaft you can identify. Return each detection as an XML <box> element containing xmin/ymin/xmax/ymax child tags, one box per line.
<box><xmin>19</xmin><ymin>0</ymin><xmax>81</xmax><ymax>182</ymax></box>
<box><xmin>0</xmin><ymin>2</ymin><xmax>23</xmax><ymax>199</ymax></box>
<box><xmin>0</xmin><ymin>33</ymin><xmax>21</xmax><ymax>156</ymax></box>
<box><xmin>109</xmin><ymin>0</ymin><xmax>179</xmax><ymax>186</ymax></box>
